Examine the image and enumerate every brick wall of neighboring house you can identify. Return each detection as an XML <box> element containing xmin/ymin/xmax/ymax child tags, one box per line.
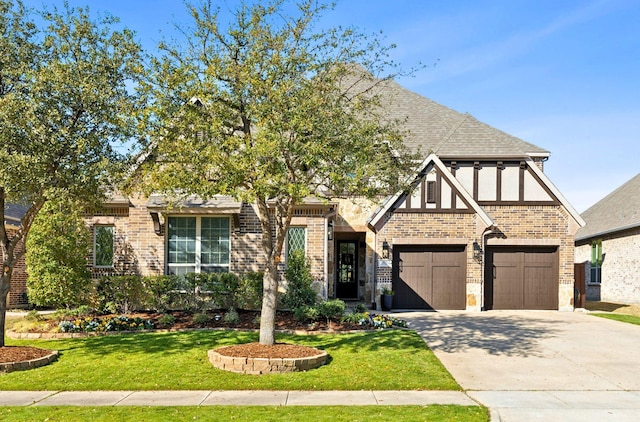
<box><xmin>2</xmin><ymin>227</ymin><xmax>29</xmax><ymax>308</ymax></box>
<box><xmin>575</xmin><ymin>228</ymin><xmax>640</xmax><ymax>305</ymax></box>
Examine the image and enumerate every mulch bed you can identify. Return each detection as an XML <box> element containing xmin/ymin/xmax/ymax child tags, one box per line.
<box><xmin>215</xmin><ymin>342</ymin><xmax>323</xmax><ymax>359</ymax></box>
<box><xmin>0</xmin><ymin>346</ymin><xmax>53</xmax><ymax>364</ymax></box>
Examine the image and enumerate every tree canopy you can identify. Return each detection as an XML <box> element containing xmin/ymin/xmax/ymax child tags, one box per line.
<box><xmin>136</xmin><ymin>0</ymin><xmax>417</xmax><ymax>344</ymax></box>
<box><xmin>0</xmin><ymin>0</ymin><xmax>145</xmax><ymax>345</ymax></box>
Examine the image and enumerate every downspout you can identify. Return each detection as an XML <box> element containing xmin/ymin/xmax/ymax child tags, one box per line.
<box><xmin>481</xmin><ymin>225</ymin><xmax>497</xmax><ymax>311</ymax></box>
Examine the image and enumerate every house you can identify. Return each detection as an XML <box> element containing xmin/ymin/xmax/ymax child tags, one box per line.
<box><xmin>11</xmin><ymin>77</ymin><xmax>585</xmax><ymax>311</ymax></box>
<box><xmin>3</xmin><ymin>203</ymin><xmax>29</xmax><ymax>308</ymax></box>
<box><xmin>575</xmin><ymin>173</ymin><xmax>640</xmax><ymax>304</ymax></box>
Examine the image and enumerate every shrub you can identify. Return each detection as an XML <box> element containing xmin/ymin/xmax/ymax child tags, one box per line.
<box><xmin>145</xmin><ymin>275</ymin><xmax>179</xmax><ymax>312</ymax></box>
<box><xmin>223</xmin><ymin>307</ymin><xmax>240</xmax><ymax>324</ymax></box>
<box><xmin>26</xmin><ymin>197</ymin><xmax>92</xmax><ymax>308</ymax></box>
<box><xmin>318</xmin><ymin>299</ymin><xmax>346</xmax><ymax>322</ymax></box>
<box><xmin>192</xmin><ymin>312</ymin><xmax>210</xmax><ymax>326</ymax></box>
<box><xmin>342</xmin><ymin>311</ymin><xmax>368</xmax><ymax>324</ymax></box>
<box><xmin>94</xmin><ymin>275</ymin><xmax>148</xmax><ymax>314</ymax></box>
<box><xmin>354</xmin><ymin>303</ymin><xmax>368</xmax><ymax>313</ymax></box>
<box><xmin>282</xmin><ymin>251</ymin><xmax>317</xmax><ymax>310</ymax></box>
<box><xmin>237</xmin><ymin>272</ymin><xmax>263</xmax><ymax>310</ymax></box>
<box><xmin>157</xmin><ymin>313</ymin><xmax>176</xmax><ymax>327</ymax></box>
<box><xmin>293</xmin><ymin>305</ymin><xmax>319</xmax><ymax>323</ymax></box>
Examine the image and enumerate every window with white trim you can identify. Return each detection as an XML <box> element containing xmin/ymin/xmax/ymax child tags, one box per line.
<box><xmin>167</xmin><ymin>216</ymin><xmax>230</xmax><ymax>275</ymax></box>
<box><xmin>94</xmin><ymin>225</ymin><xmax>114</xmax><ymax>268</ymax></box>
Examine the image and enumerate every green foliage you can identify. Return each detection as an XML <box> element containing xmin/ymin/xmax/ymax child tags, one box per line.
<box><xmin>25</xmin><ymin>198</ymin><xmax>92</xmax><ymax>308</ymax></box>
<box><xmin>282</xmin><ymin>251</ymin><xmax>318</xmax><ymax>310</ymax></box>
<box><xmin>353</xmin><ymin>303</ymin><xmax>368</xmax><ymax>313</ymax></box>
<box><xmin>157</xmin><ymin>313</ymin><xmax>176</xmax><ymax>327</ymax></box>
<box><xmin>94</xmin><ymin>276</ymin><xmax>148</xmax><ymax>314</ymax></box>
<box><xmin>144</xmin><ymin>275</ymin><xmax>180</xmax><ymax>313</ymax></box>
<box><xmin>223</xmin><ymin>307</ymin><xmax>240</xmax><ymax>324</ymax></box>
<box><xmin>192</xmin><ymin>312</ymin><xmax>210</xmax><ymax>326</ymax></box>
<box><xmin>134</xmin><ymin>0</ymin><xmax>418</xmax><ymax>344</ymax></box>
<box><xmin>341</xmin><ymin>311</ymin><xmax>368</xmax><ymax>324</ymax></box>
<box><xmin>318</xmin><ymin>299</ymin><xmax>346</xmax><ymax>322</ymax></box>
<box><xmin>237</xmin><ymin>272</ymin><xmax>264</xmax><ymax>310</ymax></box>
<box><xmin>0</xmin><ymin>0</ymin><xmax>146</xmax><ymax>345</ymax></box>
<box><xmin>293</xmin><ymin>305</ymin><xmax>319</xmax><ymax>323</ymax></box>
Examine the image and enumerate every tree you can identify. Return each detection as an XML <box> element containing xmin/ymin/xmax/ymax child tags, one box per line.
<box><xmin>136</xmin><ymin>0</ymin><xmax>416</xmax><ymax>345</ymax></box>
<box><xmin>0</xmin><ymin>0</ymin><xmax>144</xmax><ymax>346</ymax></box>
<box><xmin>26</xmin><ymin>197</ymin><xmax>92</xmax><ymax>309</ymax></box>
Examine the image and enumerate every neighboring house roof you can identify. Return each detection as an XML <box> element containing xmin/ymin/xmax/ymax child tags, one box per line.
<box><xmin>575</xmin><ymin>172</ymin><xmax>640</xmax><ymax>242</ymax></box>
<box><xmin>3</xmin><ymin>203</ymin><xmax>27</xmax><ymax>228</ymax></box>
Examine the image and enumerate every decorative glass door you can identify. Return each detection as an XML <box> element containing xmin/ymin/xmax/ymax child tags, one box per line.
<box><xmin>336</xmin><ymin>241</ymin><xmax>358</xmax><ymax>299</ymax></box>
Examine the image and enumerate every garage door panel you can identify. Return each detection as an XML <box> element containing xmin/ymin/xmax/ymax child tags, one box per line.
<box><xmin>432</xmin><ymin>266</ymin><xmax>465</xmax><ymax>309</ymax></box>
<box><xmin>493</xmin><ymin>265</ymin><xmax>522</xmax><ymax>310</ymax></box>
<box><xmin>523</xmin><ymin>266</ymin><xmax>557</xmax><ymax>309</ymax></box>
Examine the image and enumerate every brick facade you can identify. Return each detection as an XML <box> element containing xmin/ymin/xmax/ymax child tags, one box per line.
<box><xmin>575</xmin><ymin>227</ymin><xmax>640</xmax><ymax>305</ymax></box>
<box><xmin>3</xmin><ymin>227</ymin><xmax>29</xmax><ymax>308</ymax></box>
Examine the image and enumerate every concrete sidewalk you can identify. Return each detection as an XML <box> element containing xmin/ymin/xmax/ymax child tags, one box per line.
<box><xmin>0</xmin><ymin>390</ymin><xmax>478</xmax><ymax>407</ymax></box>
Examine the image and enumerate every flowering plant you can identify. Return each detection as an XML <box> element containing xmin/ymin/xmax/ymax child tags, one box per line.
<box><xmin>58</xmin><ymin>315</ymin><xmax>154</xmax><ymax>333</ymax></box>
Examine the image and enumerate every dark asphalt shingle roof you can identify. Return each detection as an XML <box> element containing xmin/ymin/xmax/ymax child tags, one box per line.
<box><xmin>575</xmin><ymin>172</ymin><xmax>640</xmax><ymax>241</ymax></box>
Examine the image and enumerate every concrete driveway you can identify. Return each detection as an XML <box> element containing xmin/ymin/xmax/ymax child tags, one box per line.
<box><xmin>398</xmin><ymin>310</ymin><xmax>640</xmax><ymax>421</ymax></box>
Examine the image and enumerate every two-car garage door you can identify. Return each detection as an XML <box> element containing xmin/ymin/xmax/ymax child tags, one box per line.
<box><xmin>392</xmin><ymin>246</ymin><xmax>466</xmax><ymax>310</ymax></box>
<box><xmin>391</xmin><ymin>244</ymin><xmax>559</xmax><ymax>311</ymax></box>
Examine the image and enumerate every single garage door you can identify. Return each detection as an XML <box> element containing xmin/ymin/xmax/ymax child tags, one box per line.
<box><xmin>392</xmin><ymin>245</ymin><xmax>466</xmax><ymax>310</ymax></box>
<box><xmin>485</xmin><ymin>246</ymin><xmax>559</xmax><ymax>310</ymax></box>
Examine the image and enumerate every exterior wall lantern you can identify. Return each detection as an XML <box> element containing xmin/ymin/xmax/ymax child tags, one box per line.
<box><xmin>473</xmin><ymin>241</ymin><xmax>482</xmax><ymax>262</ymax></box>
<box><xmin>327</xmin><ymin>220</ymin><xmax>334</xmax><ymax>241</ymax></box>
<box><xmin>382</xmin><ymin>240</ymin><xmax>390</xmax><ymax>259</ymax></box>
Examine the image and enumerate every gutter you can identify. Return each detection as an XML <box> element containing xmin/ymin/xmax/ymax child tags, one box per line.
<box><xmin>575</xmin><ymin>222</ymin><xmax>640</xmax><ymax>243</ymax></box>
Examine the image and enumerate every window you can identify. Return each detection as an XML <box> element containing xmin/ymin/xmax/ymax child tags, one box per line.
<box><xmin>426</xmin><ymin>180</ymin><xmax>437</xmax><ymax>204</ymax></box>
<box><xmin>167</xmin><ymin>216</ymin><xmax>230</xmax><ymax>275</ymax></box>
<box><xmin>590</xmin><ymin>239</ymin><xmax>602</xmax><ymax>284</ymax></box>
<box><xmin>286</xmin><ymin>227</ymin><xmax>306</xmax><ymax>260</ymax></box>
<box><xmin>94</xmin><ymin>225</ymin><xmax>114</xmax><ymax>268</ymax></box>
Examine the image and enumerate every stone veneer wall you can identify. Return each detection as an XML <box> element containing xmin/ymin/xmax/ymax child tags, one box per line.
<box><xmin>575</xmin><ymin>228</ymin><xmax>640</xmax><ymax>305</ymax></box>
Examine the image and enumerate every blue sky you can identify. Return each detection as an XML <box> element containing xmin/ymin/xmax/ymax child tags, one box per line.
<box><xmin>22</xmin><ymin>0</ymin><xmax>640</xmax><ymax>212</ymax></box>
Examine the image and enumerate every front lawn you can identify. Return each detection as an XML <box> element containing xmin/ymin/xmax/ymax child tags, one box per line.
<box><xmin>1</xmin><ymin>329</ymin><xmax>459</xmax><ymax>391</ymax></box>
<box><xmin>592</xmin><ymin>313</ymin><xmax>640</xmax><ymax>326</ymax></box>
<box><xmin>0</xmin><ymin>405</ymin><xmax>489</xmax><ymax>422</ymax></box>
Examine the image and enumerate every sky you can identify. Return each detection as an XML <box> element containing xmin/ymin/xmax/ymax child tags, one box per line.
<box><xmin>20</xmin><ymin>0</ymin><xmax>640</xmax><ymax>213</ymax></box>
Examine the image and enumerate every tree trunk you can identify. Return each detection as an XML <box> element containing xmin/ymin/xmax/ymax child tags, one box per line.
<box><xmin>259</xmin><ymin>262</ymin><xmax>278</xmax><ymax>345</ymax></box>
<box><xmin>0</xmin><ymin>271</ymin><xmax>11</xmax><ymax>347</ymax></box>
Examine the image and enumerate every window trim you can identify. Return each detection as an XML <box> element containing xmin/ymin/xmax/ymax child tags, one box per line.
<box><xmin>93</xmin><ymin>225</ymin><xmax>114</xmax><ymax>268</ymax></box>
<box><xmin>589</xmin><ymin>239</ymin><xmax>603</xmax><ymax>284</ymax></box>
<box><xmin>166</xmin><ymin>215</ymin><xmax>231</xmax><ymax>275</ymax></box>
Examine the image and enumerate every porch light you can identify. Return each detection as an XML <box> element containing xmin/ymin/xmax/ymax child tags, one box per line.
<box><xmin>473</xmin><ymin>241</ymin><xmax>482</xmax><ymax>262</ymax></box>
<box><xmin>328</xmin><ymin>220</ymin><xmax>334</xmax><ymax>240</ymax></box>
<box><xmin>382</xmin><ymin>241</ymin><xmax>390</xmax><ymax>259</ymax></box>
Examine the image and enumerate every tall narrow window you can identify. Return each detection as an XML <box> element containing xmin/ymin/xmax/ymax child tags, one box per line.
<box><xmin>426</xmin><ymin>180</ymin><xmax>437</xmax><ymax>204</ymax></box>
<box><xmin>94</xmin><ymin>225</ymin><xmax>114</xmax><ymax>268</ymax></box>
<box><xmin>167</xmin><ymin>216</ymin><xmax>230</xmax><ymax>275</ymax></box>
<box><xmin>590</xmin><ymin>239</ymin><xmax>602</xmax><ymax>284</ymax></box>
<box><xmin>287</xmin><ymin>227</ymin><xmax>306</xmax><ymax>260</ymax></box>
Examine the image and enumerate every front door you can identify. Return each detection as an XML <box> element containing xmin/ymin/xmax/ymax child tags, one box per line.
<box><xmin>336</xmin><ymin>240</ymin><xmax>358</xmax><ymax>299</ymax></box>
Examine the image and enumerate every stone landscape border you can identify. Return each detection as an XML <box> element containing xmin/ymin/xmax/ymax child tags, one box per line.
<box><xmin>0</xmin><ymin>350</ymin><xmax>59</xmax><ymax>373</ymax></box>
<box><xmin>208</xmin><ymin>348</ymin><xmax>328</xmax><ymax>375</ymax></box>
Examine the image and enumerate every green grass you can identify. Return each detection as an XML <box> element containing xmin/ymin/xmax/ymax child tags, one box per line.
<box><xmin>1</xmin><ymin>329</ymin><xmax>459</xmax><ymax>391</ymax></box>
<box><xmin>0</xmin><ymin>405</ymin><xmax>488</xmax><ymax>422</ymax></box>
<box><xmin>592</xmin><ymin>313</ymin><xmax>640</xmax><ymax>326</ymax></box>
